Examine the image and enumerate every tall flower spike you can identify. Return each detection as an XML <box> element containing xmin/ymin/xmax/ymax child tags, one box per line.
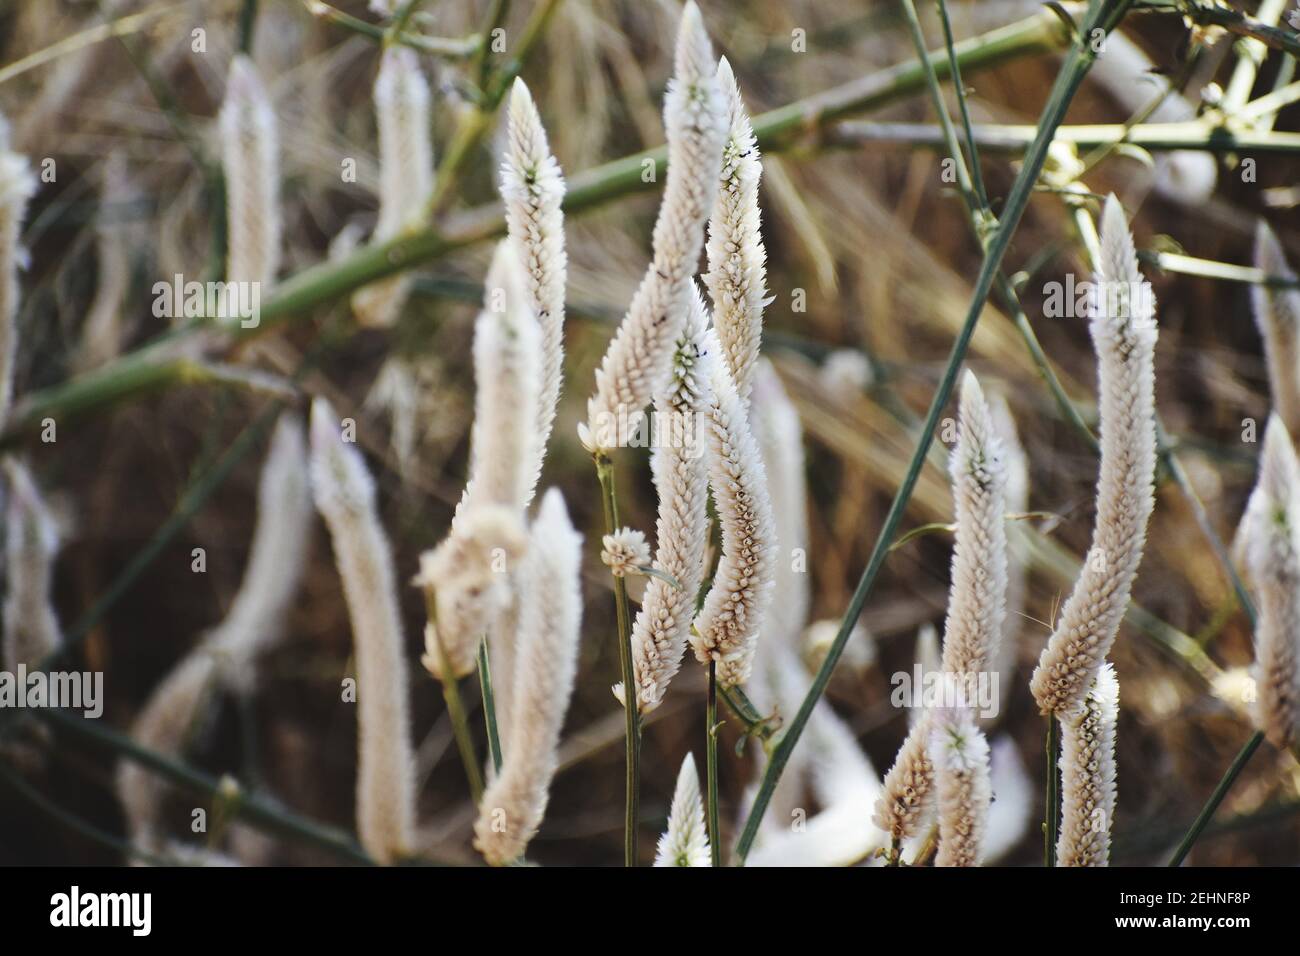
<box><xmin>654</xmin><ymin>753</ymin><xmax>711</xmax><ymax>866</ymax></box>
<box><xmin>2</xmin><ymin>459</ymin><xmax>62</xmax><ymax>669</ymax></box>
<box><xmin>691</xmin><ymin>306</ymin><xmax>776</xmax><ymax>688</ymax></box>
<box><xmin>1251</xmin><ymin>222</ymin><xmax>1300</xmax><ymax>437</ymax></box>
<box><xmin>0</xmin><ymin>127</ymin><xmax>36</xmax><ymax>426</ymax></box>
<box><xmin>940</xmin><ymin>371</ymin><xmax>1008</xmax><ymax>683</ymax></box>
<box><xmin>872</xmin><ymin>716</ymin><xmax>935</xmax><ymax>850</ymax></box>
<box><xmin>619</xmin><ymin>295</ymin><xmax>710</xmax><ymax>711</ymax></box>
<box><xmin>76</xmin><ymin>151</ymin><xmax>133</xmax><ymax>372</ymax></box>
<box><xmin>309</xmin><ymin>398</ymin><xmax>415</xmax><ymax>864</ymax></box>
<box><xmin>988</xmin><ymin>391</ymin><xmax>1027</xmax><ymax>715</ymax></box>
<box><xmin>460</xmin><ymin>241</ymin><xmax>542</xmax><ymax>518</ymax></box>
<box><xmin>419</xmin><ymin>242</ymin><xmax>537</xmax><ymax>681</ymax></box>
<box><xmin>1240</xmin><ymin>415</ymin><xmax>1300</xmax><ymax>750</ymax></box>
<box><xmin>581</xmin><ymin>1</ymin><xmax>726</xmax><ymax>454</ymax></box>
<box><xmin>931</xmin><ymin>710</ymin><xmax>992</xmax><ymax>867</ymax></box>
<box><xmin>502</xmin><ymin>78</ymin><xmax>567</xmax><ymax>504</ymax></box>
<box><xmin>220</xmin><ymin>56</ymin><xmax>280</xmax><ymax>296</ymax></box>
<box><xmin>704</xmin><ymin>57</ymin><xmax>767</xmax><ymax>407</ymax></box>
<box><xmin>1031</xmin><ymin>196</ymin><xmax>1157</xmax><ymax>716</ymax></box>
<box><xmin>751</xmin><ymin>360</ymin><xmax>809</xmax><ymax>654</ymax></box>
<box><xmin>353</xmin><ymin>46</ymin><xmax>433</xmax><ymax>328</ymax></box>
<box><xmin>1056</xmin><ymin>663</ymin><xmax>1119</xmax><ymax>866</ymax></box>
<box><xmin>207</xmin><ymin>414</ymin><xmax>313</xmax><ymax>691</ymax></box>
<box><xmin>474</xmin><ymin>489</ymin><xmax>583</xmax><ymax>865</ymax></box>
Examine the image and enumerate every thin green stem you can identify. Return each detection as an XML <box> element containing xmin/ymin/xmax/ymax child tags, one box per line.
<box><xmin>478</xmin><ymin>638</ymin><xmax>503</xmax><ymax>776</ymax></box>
<box><xmin>706</xmin><ymin>660</ymin><xmax>721</xmax><ymax>868</ymax></box>
<box><xmin>595</xmin><ymin>453</ymin><xmax>640</xmax><ymax>866</ymax></box>
<box><xmin>35</xmin><ymin>708</ymin><xmax>373</xmax><ymax>864</ymax></box>
<box><xmin>733</xmin><ymin>0</ymin><xmax>1133</xmax><ymax>866</ymax></box>
<box><xmin>425</xmin><ymin>594</ymin><xmax>485</xmax><ymax>805</ymax></box>
<box><xmin>1045</xmin><ymin>715</ymin><xmax>1059</xmax><ymax>866</ymax></box>
<box><xmin>933</xmin><ymin>0</ymin><xmax>989</xmax><ymax>209</ymax></box>
<box><xmin>1168</xmin><ymin>730</ymin><xmax>1265</xmax><ymax>866</ymax></box>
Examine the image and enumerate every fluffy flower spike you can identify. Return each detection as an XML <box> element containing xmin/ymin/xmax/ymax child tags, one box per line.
<box><xmin>1056</xmin><ymin>663</ymin><xmax>1119</xmax><ymax>866</ymax></box>
<box><xmin>582</xmin><ymin>1</ymin><xmax>726</xmax><ymax>453</ymax></box>
<box><xmin>474</xmin><ymin>489</ymin><xmax>583</xmax><ymax>865</ymax></box>
<box><xmin>0</xmin><ymin>129</ymin><xmax>36</xmax><ymax>425</ymax></box>
<box><xmin>220</xmin><ymin>55</ymin><xmax>280</xmax><ymax>294</ymax></box>
<box><xmin>1240</xmin><ymin>415</ymin><xmax>1300</xmax><ymax>750</ymax></box>
<box><xmin>2</xmin><ymin>459</ymin><xmax>62</xmax><ymax>669</ymax></box>
<box><xmin>619</xmin><ymin>295</ymin><xmax>710</xmax><ymax>711</ymax></box>
<box><xmin>502</xmin><ymin>77</ymin><xmax>567</xmax><ymax>504</ymax></box>
<box><xmin>1251</xmin><ymin>222</ymin><xmax>1300</xmax><ymax>436</ymax></box>
<box><xmin>691</xmin><ymin>291</ymin><xmax>776</xmax><ymax>688</ymax></box>
<box><xmin>940</xmin><ymin>370</ymin><xmax>1008</xmax><ymax>681</ymax></box>
<box><xmin>1031</xmin><ymin>195</ymin><xmax>1157</xmax><ymax>716</ymax></box>
<box><xmin>654</xmin><ymin>753</ymin><xmax>711</xmax><ymax>866</ymax></box>
<box><xmin>352</xmin><ymin>45</ymin><xmax>433</xmax><ymax>328</ymax></box>
<box><xmin>704</xmin><ymin>56</ymin><xmax>767</xmax><ymax>407</ymax></box>
<box><xmin>309</xmin><ymin>397</ymin><xmax>415</xmax><ymax>864</ymax></box>
<box><xmin>601</xmin><ymin>527</ymin><xmax>650</xmax><ymax>577</ymax></box>
<box><xmin>931</xmin><ymin>709</ymin><xmax>992</xmax><ymax>867</ymax></box>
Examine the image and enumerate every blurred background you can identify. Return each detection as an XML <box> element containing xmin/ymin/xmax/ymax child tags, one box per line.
<box><xmin>0</xmin><ymin>0</ymin><xmax>1297</xmax><ymax>865</ymax></box>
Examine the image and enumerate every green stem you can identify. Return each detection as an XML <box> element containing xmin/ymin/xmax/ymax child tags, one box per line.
<box><xmin>733</xmin><ymin>0</ymin><xmax>1133</xmax><ymax>866</ymax></box>
<box><xmin>425</xmin><ymin>594</ymin><xmax>485</xmax><ymax>805</ymax></box>
<box><xmin>706</xmin><ymin>660</ymin><xmax>721</xmax><ymax>868</ymax></box>
<box><xmin>478</xmin><ymin>638</ymin><xmax>503</xmax><ymax>776</ymax></box>
<box><xmin>35</xmin><ymin>708</ymin><xmax>373</xmax><ymax>864</ymax></box>
<box><xmin>1168</xmin><ymin>730</ymin><xmax>1265</xmax><ymax>866</ymax></box>
<box><xmin>1045</xmin><ymin>715</ymin><xmax>1059</xmax><ymax>867</ymax></box>
<box><xmin>595</xmin><ymin>453</ymin><xmax>640</xmax><ymax>866</ymax></box>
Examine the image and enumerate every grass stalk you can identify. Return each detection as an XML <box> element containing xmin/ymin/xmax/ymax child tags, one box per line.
<box><xmin>1168</xmin><ymin>730</ymin><xmax>1265</xmax><ymax>866</ymax></box>
<box><xmin>733</xmin><ymin>0</ymin><xmax>1134</xmax><ymax>865</ymax></box>
<box><xmin>36</xmin><ymin>707</ymin><xmax>374</xmax><ymax>864</ymax></box>
<box><xmin>478</xmin><ymin>638</ymin><xmax>503</xmax><ymax>776</ymax></box>
<box><xmin>706</xmin><ymin>659</ymin><xmax>721</xmax><ymax>868</ymax></box>
<box><xmin>424</xmin><ymin>594</ymin><xmax>485</xmax><ymax>805</ymax></box>
<box><xmin>595</xmin><ymin>452</ymin><xmax>640</xmax><ymax>866</ymax></box>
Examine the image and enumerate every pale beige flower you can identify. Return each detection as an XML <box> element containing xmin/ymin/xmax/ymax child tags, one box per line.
<box><xmin>619</xmin><ymin>297</ymin><xmax>710</xmax><ymax>712</ymax></box>
<box><xmin>940</xmin><ymin>370</ymin><xmax>1008</xmax><ymax>681</ymax></box>
<box><xmin>601</xmin><ymin>527</ymin><xmax>651</xmax><ymax>577</ymax></box>
<box><xmin>353</xmin><ymin>46</ymin><xmax>433</xmax><ymax>328</ymax></box>
<box><xmin>220</xmin><ymin>56</ymin><xmax>280</xmax><ymax>294</ymax></box>
<box><xmin>691</xmin><ymin>319</ymin><xmax>776</xmax><ymax>688</ymax></box>
<box><xmin>582</xmin><ymin>2</ymin><xmax>726</xmax><ymax>453</ymax></box>
<box><xmin>1056</xmin><ymin>663</ymin><xmax>1119</xmax><ymax>867</ymax></box>
<box><xmin>1031</xmin><ymin>196</ymin><xmax>1158</xmax><ymax>716</ymax></box>
<box><xmin>704</xmin><ymin>56</ymin><xmax>766</xmax><ymax>406</ymax></box>
<box><xmin>2</xmin><ymin>459</ymin><xmax>61</xmax><ymax>669</ymax></box>
<box><xmin>1240</xmin><ymin>415</ymin><xmax>1300</xmax><ymax>749</ymax></box>
<box><xmin>474</xmin><ymin>489</ymin><xmax>583</xmax><ymax>865</ymax></box>
<box><xmin>0</xmin><ymin>136</ymin><xmax>36</xmax><ymax>426</ymax></box>
<box><xmin>502</xmin><ymin>78</ymin><xmax>567</xmax><ymax>504</ymax></box>
<box><xmin>309</xmin><ymin>398</ymin><xmax>415</xmax><ymax>864</ymax></box>
<box><xmin>654</xmin><ymin>753</ymin><xmax>711</xmax><ymax>867</ymax></box>
<box><xmin>931</xmin><ymin>709</ymin><xmax>992</xmax><ymax>867</ymax></box>
<box><xmin>1252</xmin><ymin>222</ymin><xmax>1300</xmax><ymax>436</ymax></box>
